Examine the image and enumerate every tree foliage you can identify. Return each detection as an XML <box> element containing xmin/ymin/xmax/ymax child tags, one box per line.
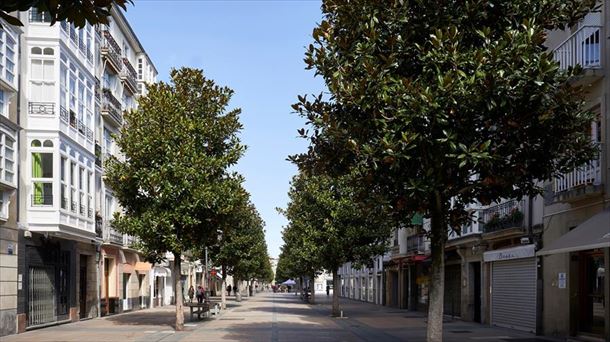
<box><xmin>1</xmin><ymin>0</ymin><xmax>131</xmax><ymax>28</ymax></box>
<box><xmin>280</xmin><ymin>172</ymin><xmax>392</xmax><ymax>314</ymax></box>
<box><xmin>105</xmin><ymin>67</ymin><xmax>245</xmax><ymax>330</ymax></box>
<box><xmin>292</xmin><ymin>1</ymin><xmax>598</xmax><ymax>340</ymax></box>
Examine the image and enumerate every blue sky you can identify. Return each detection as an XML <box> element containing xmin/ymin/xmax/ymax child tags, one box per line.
<box><xmin>125</xmin><ymin>1</ymin><xmax>326</xmax><ymax>258</ymax></box>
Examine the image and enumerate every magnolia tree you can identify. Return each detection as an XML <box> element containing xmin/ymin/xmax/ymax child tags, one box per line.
<box><xmin>281</xmin><ymin>173</ymin><xmax>392</xmax><ymax>312</ymax></box>
<box><xmin>292</xmin><ymin>1</ymin><xmax>598</xmax><ymax>340</ymax></box>
<box><xmin>105</xmin><ymin>68</ymin><xmax>245</xmax><ymax>331</ymax></box>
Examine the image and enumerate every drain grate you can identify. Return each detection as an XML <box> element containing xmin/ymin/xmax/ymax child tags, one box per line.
<box><xmin>450</xmin><ymin>330</ymin><xmax>472</xmax><ymax>334</ymax></box>
<box><xmin>219</xmin><ymin>318</ymin><xmax>246</xmax><ymax>321</ymax></box>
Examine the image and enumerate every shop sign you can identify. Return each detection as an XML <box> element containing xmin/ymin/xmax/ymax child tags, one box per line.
<box><xmin>483</xmin><ymin>244</ymin><xmax>535</xmax><ymax>262</ymax></box>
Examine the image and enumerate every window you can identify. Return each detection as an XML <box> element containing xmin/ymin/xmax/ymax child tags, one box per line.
<box><xmin>32</xmin><ymin>152</ymin><xmax>53</xmax><ymax>205</ymax></box>
<box><xmin>0</xmin><ymin>132</ymin><xmax>16</xmax><ymax>187</ymax></box>
<box><xmin>30</xmin><ymin>53</ymin><xmax>55</xmax><ymax>103</ymax></box>
<box><xmin>105</xmin><ymin>194</ymin><xmax>114</xmax><ymax>222</ymax></box>
<box><xmin>0</xmin><ymin>27</ymin><xmax>17</xmax><ymax>86</ymax></box>
<box><xmin>0</xmin><ymin>90</ymin><xmax>5</xmax><ymax>117</ymax></box>
<box><xmin>60</xmin><ymin>157</ymin><xmax>68</xmax><ymax>209</ymax></box>
<box><xmin>71</xmin><ymin>162</ymin><xmax>77</xmax><ymax>213</ymax></box>
<box><xmin>29</xmin><ymin>8</ymin><xmax>52</xmax><ymax>23</ymax></box>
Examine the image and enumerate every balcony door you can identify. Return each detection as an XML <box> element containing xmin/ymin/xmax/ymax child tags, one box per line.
<box><xmin>578</xmin><ymin>251</ymin><xmax>605</xmax><ymax>337</ymax></box>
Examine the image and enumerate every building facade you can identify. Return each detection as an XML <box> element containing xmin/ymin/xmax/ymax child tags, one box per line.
<box><xmin>540</xmin><ymin>3</ymin><xmax>610</xmax><ymax>341</ymax></box>
<box><xmin>3</xmin><ymin>7</ymin><xmax>157</xmax><ymax>335</ymax></box>
<box><xmin>0</xmin><ymin>17</ymin><xmax>21</xmax><ymax>337</ymax></box>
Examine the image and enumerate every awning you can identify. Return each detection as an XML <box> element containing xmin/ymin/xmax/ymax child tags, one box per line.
<box><xmin>134</xmin><ymin>261</ymin><xmax>152</xmax><ymax>272</ymax></box>
<box><xmin>537</xmin><ymin>208</ymin><xmax>610</xmax><ymax>256</ymax></box>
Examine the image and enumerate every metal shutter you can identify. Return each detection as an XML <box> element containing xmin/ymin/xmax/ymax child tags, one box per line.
<box><xmin>491</xmin><ymin>258</ymin><xmax>536</xmax><ymax>332</ymax></box>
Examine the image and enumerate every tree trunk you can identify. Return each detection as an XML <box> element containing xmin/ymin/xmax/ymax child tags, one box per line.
<box><xmin>310</xmin><ymin>272</ymin><xmax>316</xmax><ymax>304</ymax></box>
<box><xmin>173</xmin><ymin>254</ymin><xmax>184</xmax><ymax>331</ymax></box>
<box><xmin>426</xmin><ymin>201</ymin><xmax>446</xmax><ymax>342</ymax></box>
<box><xmin>332</xmin><ymin>269</ymin><xmax>340</xmax><ymax>317</ymax></box>
<box><xmin>249</xmin><ymin>279</ymin><xmax>253</xmax><ymax>296</ymax></box>
<box><xmin>221</xmin><ymin>264</ymin><xmax>227</xmax><ymax>309</ymax></box>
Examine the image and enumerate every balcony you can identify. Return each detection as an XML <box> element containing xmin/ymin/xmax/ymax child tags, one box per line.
<box><xmin>29</xmin><ymin>9</ymin><xmax>52</xmax><ymax>23</ymax></box>
<box><xmin>480</xmin><ymin>199</ymin><xmax>525</xmax><ymax>233</ymax></box>
<box><xmin>406</xmin><ymin>234</ymin><xmax>425</xmax><ymax>254</ymax></box>
<box><xmin>101</xmin><ymin>89</ymin><xmax>123</xmax><ymax>126</ymax></box>
<box><xmin>123</xmin><ymin>235</ymin><xmax>136</xmax><ymax>247</ymax></box>
<box><xmin>121</xmin><ymin>58</ymin><xmax>138</xmax><ymax>95</ymax></box>
<box><xmin>101</xmin><ymin>31</ymin><xmax>123</xmax><ymax>73</ymax></box>
<box><xmin>29</xmin><ymin>102</ymin><xmax>55</xmax><ymax>115</ymax></box>
<box><xmin>59</xmin><ymin>106</ymin><xmax>94</xmax><ymax>142</ymax></box>
<box><xmin>107</xmin><ymin>226</ymin><xmax>123</xmax><ymax>245</ymax></box>
<box><xmin>553</xmin><ymin>158</ymin><xmax>602</xmax><ymax>198</ymax></box>
<box><xmin>553</xmin><ymin>25</ymin><xmax>602</xmax><ymax>83</ymax></box>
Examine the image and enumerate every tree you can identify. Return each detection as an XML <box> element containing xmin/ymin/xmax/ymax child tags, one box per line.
<box><xmin>281</xmin><ymin>172</ymin><xmax>391</xmax><ymax>313</ymax></box>
<box><xmin>105</xmin><ymin>67</ymin><xmax>245</xmax><ymax>331</ymax></box>
<box><xmin>231</xmin><ymin>215</ymin><xmax>269</xmax><ymax>297</ymax></box>
<box><xmin>1</xmin><ymin>0</ymin><xmax>131</xmax><ymax>28</ymax></box>
<box><xmin>292</xmin><ymin>1</ymin><xmax>598</xmax><ymax>340</ymax></box>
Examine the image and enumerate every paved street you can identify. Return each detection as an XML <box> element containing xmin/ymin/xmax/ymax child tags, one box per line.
<box><xmin>2</xmin><ymin>291</ymin><xmax>558</xmax><ymax>342</ymax></box>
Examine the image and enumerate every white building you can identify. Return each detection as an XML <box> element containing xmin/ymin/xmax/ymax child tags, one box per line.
<box><xmin>13</xmin><ymin>7</ymin><xmax>156</xmax><ymax>332</ymax></box>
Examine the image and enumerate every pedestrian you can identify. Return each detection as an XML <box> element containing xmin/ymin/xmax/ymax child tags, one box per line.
<box><xmin>196</xmin><ymin>285</ymin><xmax>204</xmax><ymax>304</ymax></box>
<box><xmin>326</xmin><ymin>285</ymin><xmax>330</xmax><ymax>296</ymax></box>
<box><xmin>227</xmin><ymin>284</ymin><xmax>232</xmax><ymax>296</ymax></box>
<box><xmin>188</xmin><ymin>285</ymin><xmax>195</xmax><ymax>303</ymax></box>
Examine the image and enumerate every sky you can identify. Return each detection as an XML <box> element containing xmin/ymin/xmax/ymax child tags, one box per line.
<box><xmin>125</xmin><ymin>0</ymin><xmax>326</xmax><ymax>258</ymax></box>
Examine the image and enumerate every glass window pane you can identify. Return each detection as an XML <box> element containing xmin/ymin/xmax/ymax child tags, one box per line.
<box><xmin>32</xmin><ymin>153</ymin><xmax>53</xmax><ymax>178</ymax></box>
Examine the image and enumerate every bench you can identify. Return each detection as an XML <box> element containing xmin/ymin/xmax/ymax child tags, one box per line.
<box><xmin>185</xmin><ymin>302</ymin><xmax>211</xmax><ymax>320</ymax></box>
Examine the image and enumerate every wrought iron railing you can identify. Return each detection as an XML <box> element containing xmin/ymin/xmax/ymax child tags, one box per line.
<box><xmin>480</xmin><ymin>199</ymin><xmax>525</xmax><ymax>233</ymax></box>
<box><xmin>553</xmin><ymin>26</ymin><xmax>602</xmax><ymax>70</ymax></box>
<box><xmin>71</xmin><ymin>201</ymin><xmax>77</xmax><ymax>213</ymax></box>
<box><xmin>101</xmin><ymin>31</ymin><xmax>123</xmax><ymax>70</ymax></box>
<box><xmin>32</xmin><ymin>195</ymin><xmax>53</xmax><ymax>206</ymax></box>
<box><xmin>122</xmin><ymin>58</ymin><xmax>138</xmax><ymax>92</ymax></box>
<box><xmin>29</xmin><ymin>102</ymin><xmax>55</xmax><ymax>115</ymax></box>
<box><xmin>59</xmin><ymin>106</ymin><xmax>93</xmax><ymax>141</ymax></box>
<box><xmin>101</xmin><ymin>89</ymin><xmax>123</xmax><ymax>125</ymax></box>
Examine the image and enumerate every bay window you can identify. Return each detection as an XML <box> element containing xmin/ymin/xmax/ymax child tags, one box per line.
<box><xmin>31</xmin><ymin>139</ymin><xmax>54</xmax><ymax>206</ymax></box>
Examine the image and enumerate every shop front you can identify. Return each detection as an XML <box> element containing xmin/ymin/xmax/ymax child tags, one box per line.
<box><xmin>484</xmin><ymin>244</ymin><xmax>537</xmax><ymax>333</ymax></box>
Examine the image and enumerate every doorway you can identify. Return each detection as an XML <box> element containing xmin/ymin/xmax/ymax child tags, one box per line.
<box><xmin>578</xmin><ymin>251</ymin><xmax>605</xmax><ymax>337</ymax></box>
<box><xmin>79</xmin><ymin>255</ymin><xmax>88</xmax><ymax>319</ymax></box>
<box><xmin>471</xmin><ymin>262</ymin><xmax>482</xmax><ymax>323</ymax></box>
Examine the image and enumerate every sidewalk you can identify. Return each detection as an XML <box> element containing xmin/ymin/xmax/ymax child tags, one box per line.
<box><xmin>0</xmin><ymin>291</ymin><xmax>564</xmax><ymax>342</ymax></box>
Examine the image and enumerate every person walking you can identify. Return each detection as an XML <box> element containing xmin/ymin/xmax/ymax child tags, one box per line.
<box><xmin>196</xmin><ymin>285</ymin><xmax>204</xmax><ymax>304</ymax></box>
<box><xmin>227</xmin><ymin>284</ymin><xmax>232</xmax><ymax>296</ymax></box>
<box><xmin>326</xmin><ymin>285</ymin><xmax>330</xmax><ymax>296</ymax></box>
<box><xmin>188</xmin><ymin>285</ymin><xmax>195</xmax><ymax>303</ymax></box>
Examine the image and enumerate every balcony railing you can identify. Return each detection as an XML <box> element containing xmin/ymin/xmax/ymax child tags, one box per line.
<box><xmin>121</xmin><ymin>58</ymin><xmax>138</xmax><ymax>94</ymax></box>
<box><xmin>123</xmin><ymin>235</ymin><xmax>136</xmax><ymax>246</ymax></box>
<box><xmin>29</xmin><ymin>9</ymin><xmax>52</xmax><ymax>23</ymax></box>
<box><xmin>554</xmin><ymin>158</ymin><xmax>602</xmax><ymax>193</ymax></box>
<box><xmin>60</xmin><ymin>106</ymin><xmax>94</xmax><ymax>142</ymax></box>
<box><xmin>406</xmin><ymin>234</ymin><xmax>425</xmax><ymax>254</ymax></box>
<box><xmin>32</xmin><ymin>195</ymin><xmax>53</xmax><ymax>206</ymax></box>
<box><xmin>29</xmin><ymin>102</ymin><xmax>55</xmax><ymax>115</ymax></box>
<box><xmin>101</xmin><ymin>31</ymin><xmax>123</xmax><ymax>72</ymax></box>
<box><xmin>101</xmin><ymin>89</ymin><xmax>123</xmax><ymax>126</ymax></box>
<box><xmin>480</xmin><ymin>199</ymin><xmax>525</xmax><ymax>233</ymax></box>
<box><xmin>553</xmin><ymin>26</ymin><xmax>602</xmax><ymax>70</ymax></box>
<box><xmin>108</xmin><ymin>227</ymin><xmax>123</xmax><ymax>245</ymax></box>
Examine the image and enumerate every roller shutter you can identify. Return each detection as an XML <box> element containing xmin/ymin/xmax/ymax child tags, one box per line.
<box><xmin>491</xmin><ymin>258</ymin><xmax>536</xmax><ymax>332</ymax></box>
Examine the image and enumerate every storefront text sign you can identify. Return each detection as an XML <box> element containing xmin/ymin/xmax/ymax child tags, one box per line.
<box><xmin>483</xmin><ymin>244</ymin><xmax>535</xmax><ymax>262</ymax></box>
